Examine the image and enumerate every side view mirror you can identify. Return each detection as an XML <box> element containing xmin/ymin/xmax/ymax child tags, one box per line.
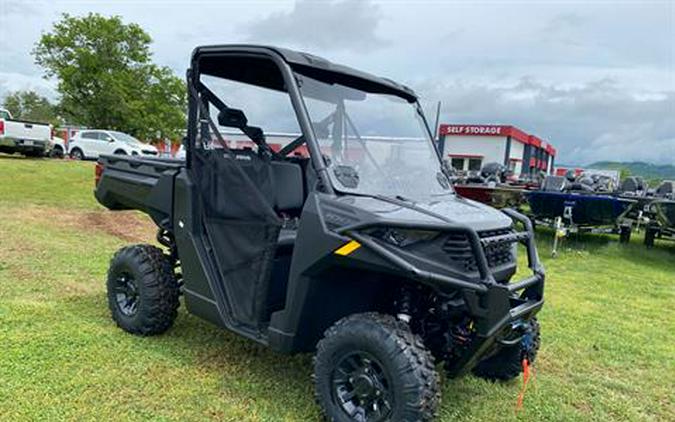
<box><xmin>217</xmin><ymin>107</ymin><xmax>266</xmax><ymax>146</ymax></box>
<box><xmin>242</xmin><ymin>125</ymin><xmax>264</xmax><ymax>143</ymax></box>
<box><xmin>107</xmin><ymin>137</ymin><xmax>115</xmax><ymax>142</ymax></box>
<box><xmin>218</xmin><ymin>108</ymin><xmax>247</xmax><ymax>129</ymax></box>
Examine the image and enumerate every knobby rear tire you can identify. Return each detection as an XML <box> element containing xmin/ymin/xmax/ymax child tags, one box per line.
<box><xmin>107</xmin><ymin>244</ymin><xmax>180</xmax><ymax>335</ymax></box>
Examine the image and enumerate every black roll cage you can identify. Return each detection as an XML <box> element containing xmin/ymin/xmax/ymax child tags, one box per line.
<box><xmin>186</xmin><ymin>45</ymin><xmax>441</xmax><ymax>197</ymax></box>
<box><xmin>187</xmin><ymin>47</ymin><xmax>335</xmax><ymax>194</ymax></box>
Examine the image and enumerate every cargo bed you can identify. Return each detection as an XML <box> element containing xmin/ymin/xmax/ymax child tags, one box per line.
<box><xmin>95</xmin><ymin>155</ymin><xmax>185</xmax><ymax>227</ymax></box>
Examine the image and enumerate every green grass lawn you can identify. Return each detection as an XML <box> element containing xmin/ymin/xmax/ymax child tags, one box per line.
<box><xmin>0</xmin><ymin>156</ymin><xmax>673</xmax><ymax>421</ymax></box>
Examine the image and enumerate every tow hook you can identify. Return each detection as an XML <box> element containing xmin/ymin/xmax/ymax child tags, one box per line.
<box><xmin>497</xmin><ymin>320</ymin><xmax>529</xmax><ymax>346</ymax></box>
<box><xmin>520</xmin><ymin>330</ymin><xmax>536</xmax><ymax>358</ymax></box>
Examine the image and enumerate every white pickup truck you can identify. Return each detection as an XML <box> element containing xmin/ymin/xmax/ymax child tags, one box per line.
<box><xmin>0</xmin><ymin>108</ymin><xmax>52</xmax><ymax>157</ymax></box>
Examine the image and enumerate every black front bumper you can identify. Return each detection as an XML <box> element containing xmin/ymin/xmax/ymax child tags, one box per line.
<box><xmin>341</xmin><ymin>208</ymin><xmax>545</xmax><ymax>376</ymax></box>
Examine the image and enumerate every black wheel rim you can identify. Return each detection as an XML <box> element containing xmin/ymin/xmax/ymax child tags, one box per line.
<box><xmin>332</xmin><ymin>352</ymin><xmax>393</xmax><ymax>422</ymax></box>
<box><xmin>113</xmin><ymin>272</ymin><xmax>139</xmax><ymax>316</ymax></box>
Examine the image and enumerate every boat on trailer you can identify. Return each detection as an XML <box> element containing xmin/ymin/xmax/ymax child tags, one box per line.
<box><xmin>526</xmin><ymin>175</ymin><xmax>635</xmax><ymax>255</ymax></box>
<box><xmin>643</xmin><ymin>199</ymin><xmax>675</xmax><ymax>247</ymax></box>
<box><xmin>453</xmin><ymin>184</ymin><xmax>526</xmax><ymax>209</ymax></box>
<box><xmin>527</xmin><ymin>191</ymin><xmax>633</xmax><ymax>226</ymax></box>
<box><xmin>451</xmin><ymin>162</ymin><xmax>534</xmax><ymax>209</ymax></box>
<box><xmin>617</xmin><ymin>180</ymin><xmax>675</xmax><ymax>245</ymax></box>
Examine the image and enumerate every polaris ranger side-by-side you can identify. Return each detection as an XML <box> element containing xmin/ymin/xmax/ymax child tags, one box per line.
<box><xmin>95</xmin><ymin>45</ymin><xmax>544</xmax><ymax>421</ymax></box>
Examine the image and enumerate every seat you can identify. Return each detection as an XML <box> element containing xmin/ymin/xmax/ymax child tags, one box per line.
<box><xmin>278</xmin><ymin>229</ymin><xmax>297</xmax><ymax>248</ymax></box>
<box><xmin>230</xmin><ymin>149</ymin><xmax>276</xmax><ymax>204</ymax></box>
<box><xmin>542</xmin><ymin>176</ymin><xmax>567</xmax><ymax>192</ymax></box>
<box><xmin>272</xmin><ymin>161</ymin><xmax>303</xmax><ymax>249</ymax></box>
<box><xmin>228</xmin><ymin>151</ymin><xmax>305</xmax><ymax>213</ymax></box>
<box><xmin>271</xmin><ymin>161</ymin><xmax>304</xmax><ymax>213</ymax></box>
<box><xmin>656</xmin><ymin>181</ymin><xmax>674</xmax><ymax>196</ymax></box>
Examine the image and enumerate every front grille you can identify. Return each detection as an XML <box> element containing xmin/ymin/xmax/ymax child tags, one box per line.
<box><xmin>442</xmin><ymin>228</ymin><xmax>515</xmax><ymax>272</ymax></box>
<box><xmin>480</xmin><ymin>228</ymin><xmax>517</xmax><ymax>267</ymax></box>
<box><xmin>442</xmin><ymin>233</ymin><xmax>477</xmax><ymax>272</ymax></box>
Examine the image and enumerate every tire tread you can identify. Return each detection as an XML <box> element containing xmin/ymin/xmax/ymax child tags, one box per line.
<box><xmin>314</xmin><ymin>312</ymin><xmax>440</xmax><ymax>421</ymax></box>
<box><xmin>107</xmin><ymin>244</ymin><xmax>179</xmax><ymax>336</ymax></box>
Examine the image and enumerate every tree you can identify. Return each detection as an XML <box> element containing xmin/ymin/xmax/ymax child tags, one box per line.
<box><xmin>32</xmin><ymin>13</ymin><xmax>186</xmax><ymax>140</ymax></box>
<box><xmin>3</xmin><ymin>90</ymin><xmax>60</xmax><ymax>125</ymax></box>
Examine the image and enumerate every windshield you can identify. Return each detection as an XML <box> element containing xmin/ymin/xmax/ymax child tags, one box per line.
<box><xmin>297</xmin><ymin>73</ymin><xmax>452</xmax><ymax>201</ymax></box>
<box><xmin>110</xmin><ymin>131</ymin><xmax>142</xmax><ymax>145</ymax></box>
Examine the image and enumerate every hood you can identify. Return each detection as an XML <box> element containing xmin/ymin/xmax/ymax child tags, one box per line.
<box><xmin>338</xmin><ymin>194</ymin><xmax>513</xmax><ymax>232</ymax></box>
<box><xmin>129</xmin><ymin>142</ymin><xmax>157</xmax><ymax>152</ymax></box>
<box><xmin>51</xmin><ymin>136</ymin><xmax>65</xmax><ymax>147</ymax></box>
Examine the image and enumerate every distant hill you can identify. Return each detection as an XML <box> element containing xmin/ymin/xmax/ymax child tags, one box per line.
<box><xmin>586</xmin><ymin>161</ymin><xmax>675</xmax><ymax>182</ymax></box>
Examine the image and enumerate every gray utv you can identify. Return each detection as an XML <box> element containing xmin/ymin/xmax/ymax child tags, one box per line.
<box><xmin>95</xmin><ymin>45</ymin><xmax>544</xmax><ymax>421</ymax></box>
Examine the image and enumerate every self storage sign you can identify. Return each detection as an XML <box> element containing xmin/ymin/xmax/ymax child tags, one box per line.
<box><xmin>440</xmin><ymin>125</ymin><xmax>505</xmax><ymax>136</ymax></box>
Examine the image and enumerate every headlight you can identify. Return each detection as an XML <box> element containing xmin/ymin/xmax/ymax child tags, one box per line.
<box><xmin>366</xmin><ymin>228</ymin><xmax>438</xmax><ymax>248</ymax></box>
<box><xmin>324</xmin><ymin>211</ymin><xmax>358</xmax><ymax>230</ymax></box>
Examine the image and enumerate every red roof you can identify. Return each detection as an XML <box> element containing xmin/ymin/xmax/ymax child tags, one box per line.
<box><xmin>439</xmin><ymin>123</ymin><xmax>557</xmax><ymax>157</ymax></box>
<box><xmin>527</xmin><ymin>135</ymin><xmax>542</xmax><ymax>148</ymax></box>
<box><xmin>439</xmin><ymin>124</ymin><xmax>530</xmax><ymax>145</ymax></box>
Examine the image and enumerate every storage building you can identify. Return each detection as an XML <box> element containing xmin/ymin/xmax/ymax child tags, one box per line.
<box><xmin>437</xmin><ymin>124</ymin><xmax>557</xmax><ymax>177</ymax></box>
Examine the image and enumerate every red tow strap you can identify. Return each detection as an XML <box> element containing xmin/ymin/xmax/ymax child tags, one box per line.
<box><xmin>515</xmin><ymin>358</ymin><xmax>531</xmax><ymax>413</ymax></box>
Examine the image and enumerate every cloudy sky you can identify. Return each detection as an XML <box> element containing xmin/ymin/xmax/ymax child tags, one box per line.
<box><xmin>1</xmin><ymin>0</ymin><xmax>673</xmax><ymax>165</ymax></box>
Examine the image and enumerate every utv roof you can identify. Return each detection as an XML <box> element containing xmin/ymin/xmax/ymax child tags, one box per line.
<box><xmin>191</xmin><ymin>44</ymin><xmax>418</xmax><ymax>103</ymax></box>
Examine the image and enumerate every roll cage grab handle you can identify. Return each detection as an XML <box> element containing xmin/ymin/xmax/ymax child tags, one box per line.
<box><xmin>186</xmin><ymin>49</ymin><xmax>335</xmax><ymax>195</ymax></box>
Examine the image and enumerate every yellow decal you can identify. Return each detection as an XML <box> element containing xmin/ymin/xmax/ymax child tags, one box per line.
<box><xmin>334</xmin><ymin>240</ymin><xmax>361</xmax><ymax>256</ymax></box>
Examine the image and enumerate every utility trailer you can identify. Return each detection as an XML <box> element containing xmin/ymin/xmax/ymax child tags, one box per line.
<box><xmin>95</xmin><ymin>45</ymin><xmax>545</xmax><ymax>421</ymax></box>
<box><xmin>641</xmin><ymin>199</ymin><xmax>675</xmax><ymax>247</ymax></box>
<box><xmin>617</xmin><ymin>180</ymin><xmax>675</xmax><ymax>246</ymax></box>
<box><xmin>526</xmin><ymin>175</ymin><xmax>635</xmax><ymax>256</ymax></box>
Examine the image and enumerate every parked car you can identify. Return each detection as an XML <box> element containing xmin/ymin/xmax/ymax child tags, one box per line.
<box><xmin>49</xmin><ymin>136</ymin><xmax>67</xmax><ymax>158</ymax></box>
<box><xmin>0</xmin><ymin>108</ymin><xmax>52</xmax><ymax>157</ymax></box>
<box><xmin>68</xmin><ymin>129</ymin><xmax>158</xmax><ymax>159</ymax></box>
